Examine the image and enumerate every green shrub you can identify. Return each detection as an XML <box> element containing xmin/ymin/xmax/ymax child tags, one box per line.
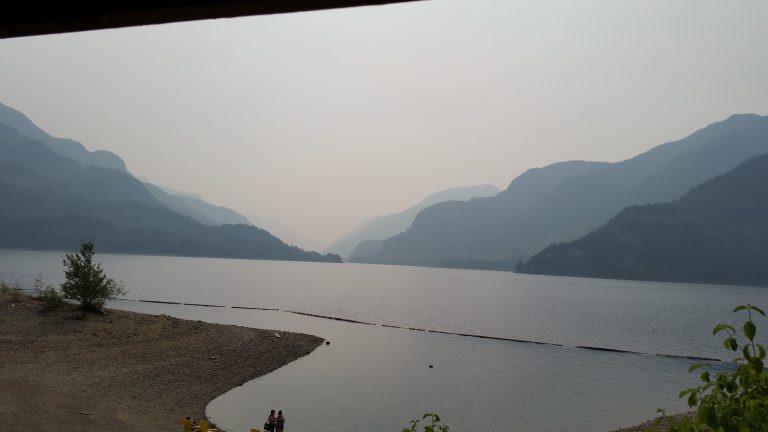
<box><xmin>32</xmin><ymin>275</ymin><xmax>65</xmax><ymax>307</ymax></box>
<box><xmin>402</xmin><ymin>413</ymin><xmax>449</xmax><ymax>432</ymax></box>
<box><xmin>61</xmin><ymin>241</ymin><xmax>126</xmax><ymax>317</ymax></box>
<box><xmin>666</xmin><ymin>304</ymin><xmax>768</xmax><ymax>431</ymax></box>
<box><xmin>1</xmin><ymin>281</ymin><xmax>27</xmax><ymax>302</ymax></box>
<box><xmin>38</xmin><ymin>286</ymin><xmax>65</xmax><ymax>307</ymax></box>
<box><xmin>1</xmin><ymin>281</ymin><xmax>17</xmax><ymax>293</ymax></box>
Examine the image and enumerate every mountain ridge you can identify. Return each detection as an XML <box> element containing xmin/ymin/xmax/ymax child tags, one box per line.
<box><xmin>0</xmin><ymin>106</ymin><xmax>339</xmax><ymax>263</ymax></box>
<box><xmin>327</xmin><ymin>184</ymin><xmax>499</xmax><ymax>259</ymax></box>
<box><xmin>0</xmin><ymin>102</ymin><xmax>127</xmax><ymax>171</ymax></box>
<box><xmin>517</xmin><ymin>153</ymin><xmax>768</xmax><ymax>286</ymax></box>
<box><xmin>358</xmin><ymin>113</ymin><xmax>768</xmax><ymax>270</ymax></box>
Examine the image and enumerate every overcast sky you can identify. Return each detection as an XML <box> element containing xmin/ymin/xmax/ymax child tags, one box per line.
<box><xmin>1</xmin><ymin>0</ymin><xmax>767</xmax><ymax>248</ymax></box>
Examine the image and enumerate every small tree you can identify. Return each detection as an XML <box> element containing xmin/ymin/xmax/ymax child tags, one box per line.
<box><xmin>61</xmin><ymin>241</ymin><xmax>125</xmax><ymax>317</ymax></box>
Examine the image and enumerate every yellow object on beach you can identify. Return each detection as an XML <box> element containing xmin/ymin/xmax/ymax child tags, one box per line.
<box><xmin>182</xmin><ymin>417</ymin><xmax>193</xmax><ymax>432</ymax></box>
<box><xmin>251</xmin><ymin>429</ymin><xmax>263</xmax><ymax>432</ymax></box>
<box><xmin>199</xmin><ymin>419</ymin><xmax>209</xmax><ymax>432</ymax></box>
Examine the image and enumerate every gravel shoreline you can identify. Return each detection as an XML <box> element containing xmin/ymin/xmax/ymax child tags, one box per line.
<box><xmin>0</xmin><ymin>293</ymin><xmax>323</xmax><ymax>431</ymax></box>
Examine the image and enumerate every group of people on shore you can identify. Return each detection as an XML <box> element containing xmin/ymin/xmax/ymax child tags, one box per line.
<box><xmin>264</xmin><ymin>409</ymin><xmax>285</xmax><ymax>432</ymax></box>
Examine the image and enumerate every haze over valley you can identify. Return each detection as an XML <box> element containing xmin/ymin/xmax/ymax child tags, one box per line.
<box><xmin>3</xmin><ymin>2</ymin><xmax>768</xmax><ymax>431</ymax></box>
<box><xmin>2</xmin><ymin>0</ymin><xmax>766</xmax><ymax>249</ymax></box>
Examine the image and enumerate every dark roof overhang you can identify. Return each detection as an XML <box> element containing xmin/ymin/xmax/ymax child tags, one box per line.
<box><xmin>1</xmin><ymin>0</ymin><xmax>421</xmax><ymax>39</ymax></box>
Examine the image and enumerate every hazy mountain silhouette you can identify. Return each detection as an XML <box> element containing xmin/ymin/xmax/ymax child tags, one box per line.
<box><xmin>517</xmin><ymin>153</ymin><xmax>768</xmax><ymax>286</ymax></box>
<box><xmin>143</xmin><ymin>182</ymin><xmax>252</xmax><ymax>226</ymax></box>
<box><xmin>152</xmin><ymin>182</ymin><xmax>203</xmax><ymax>200</ymax></box>
<box><xmin>348</xmin><ymin>239</ymin><xmax>385</xmax><ymax>261</ymax></box>
<box><xmin>0</xmin><ymin>102</ymin><xmax>127</xmax><ymax>171</ymax></box>
<box><xmin>327</xmin><ymin>184</ymin><xmax>499</xmax><ymax>259</ymax></box>
<box><xmin>360</xmin><ymin>114</ymin><xmax>768</xmax><ymax>269</ymax></box>
<box><xmin>0</xmin><ymin>117</ymin><xmax>339</xmax><ymax>263</ymax></box>
<box><xmin>244</xmin><ymin>214</ymin><xmax>324</xmax><ymax>252</ymax></box>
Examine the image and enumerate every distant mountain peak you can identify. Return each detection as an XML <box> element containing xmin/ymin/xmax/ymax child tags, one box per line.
<box><xmin>326</xmin><ymin>184</ymin><xmax>500</xmax><ymax>259</ymax></box>
<box><xmin>0</xmin><ymin>101</ymin><xmax>338</xmax><ymax>263</ymax></box>
<box><xmin>517</xmin><ymin>152</ymin><xmax>768</xmax><ymax>286</ymax></box>
<box><xmin>0</xmin><ymin>101</ymin><xmax>127</xmax><ymax>171</ymax></box>
<box><xmin>356</xmin><ymin>113</ymin><xmax>768</xmax><ymax>270</ymax></box>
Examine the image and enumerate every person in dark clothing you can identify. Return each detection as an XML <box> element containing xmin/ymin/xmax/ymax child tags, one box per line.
<box><xmin>265</xmin><ymin>410</ymin><xmax>276</xmax><ymax>432</ymax></box>
<box><xmin>275</xmin><ymin>410</ymin><xmax>285</xmax><ymax>432</ymax></box>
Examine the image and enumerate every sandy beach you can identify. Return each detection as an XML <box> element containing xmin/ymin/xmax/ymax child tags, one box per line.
<box><xmin>0</xmin><ymin>292</ymin><xmax>323</xmax><ymax>432</ymax></box>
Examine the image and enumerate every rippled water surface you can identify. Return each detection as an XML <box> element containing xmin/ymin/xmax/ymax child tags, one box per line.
<box><xmin>3</xmin><ymin>249</ymin><xmax>766</xmax><ymax>431</ymax></box>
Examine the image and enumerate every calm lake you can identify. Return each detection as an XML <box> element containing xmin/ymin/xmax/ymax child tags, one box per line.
<box><xmin>3</xmin><ymin>249</ymin><xmax>766</xmax><ymax>431</ymax></box>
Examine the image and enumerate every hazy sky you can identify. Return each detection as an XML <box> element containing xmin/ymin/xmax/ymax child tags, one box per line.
<box><xmin>1</xmin><ymin>0</ymin><xmax>767</xmax><ymax>248</ymax></box>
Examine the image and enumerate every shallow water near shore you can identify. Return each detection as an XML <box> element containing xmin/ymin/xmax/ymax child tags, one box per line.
<box><xmin>2</xmin><ymin>249</ymin><xmax>766</xmax><ymax>431</ymax></box>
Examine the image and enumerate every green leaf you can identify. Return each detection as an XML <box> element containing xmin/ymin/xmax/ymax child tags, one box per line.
<box><xmin>744</xmin><ymin>320</ymin><xmax>757</xmax><ymax>341</ymax></box>
<box><xmin>713</xmin><ymin>323</ymin><xmax>736</xmax><ymax>335</ymax></box>
<box><xmin>750</xmin><ymin>305</ymin><xmax>766</xmax><ymax>316</ymax></box>
<box><xmin>747</xmin><ymin>406</ymin><xmax>767</xmax><ymax>424</ymax></box>
<box><xmin>724</xmin><ymin>337</ymin><xmax>738</xmax><ymax>351</ymax></box>
<box><xmin>744</xmin><ymin>344</ymin><xmax>753</xmax><ymax>360</ymax></box>
<box><xmin>689</xmin><ymin>363</ymin><xmax>709</xmax><ymax>372</ymax></box>
<box><xmin>700</xmin><ymin>370</ymin><xmax>711</xmax><ymax>382</ymax></box>
<box><xmin>759</xmin><ymin>344</ymin><xmax>766</xmax><ymax>360</ymax></box>
<box><xmin>687</xmin><ymin>392</ymin><xmax>698</xmax><ymax>407</ymax></box>
<box><xmin>734</xmin><ymin>305</ymin><xmax>748</xmax><ymax>313</ymax></box>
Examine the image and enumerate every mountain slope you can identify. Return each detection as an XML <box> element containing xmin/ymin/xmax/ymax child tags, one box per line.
<box><xmin>143</xmin><ymin>182</ymin><xmax>252</xmax><ymax>226</ymax></box>
<box><xmin>348</xmin><ymin>239</ymin><xmax>385</xmax><ymax>261</ymax></box>
<box><xmin>517</xmin><ymin>153</ymin><xmax>768</xmax><ymax>286</ymax></box>
<box><xmin>360</xmin><ymin>160</ymin><xmax>607</xmax><ymax>266</ymax></box>
<box><xmin>361</xmin><ymin>114</ymin><xmax>768</xmax><ymax>269</ymax></box>
<box><xmin>245</xmin><ymin>214</ymin><xmax>324</xmax><ymax>252</ymax></box>
<box><xmin>327</xmin><ymin>184</ymin><xmax>500</xmax><ymax>259</ymax></box>
<box><xmin>0</xmin><ymin>121</ymin><xmax>340</xmax><ymax>263</ymax></box>
<box><xmin>0</xmin><ymin>102</ymin><xmax>126</xmax><ymax>171</ymax></box>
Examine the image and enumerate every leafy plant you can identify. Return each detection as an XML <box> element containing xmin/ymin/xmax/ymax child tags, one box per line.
<box><xmin>60</xmin><ymin>241</ymin><xmax>126</xmax><ymax>317</ymax></box>
<box><xmin>1</xmin><ymin>281</ymin><xmax>27</xmax><ymax>302</ymax></box>
<box><xmin>31</xmin><ymin>275</ymin><xmax>64</xmax><ymax>307</ymax></box>
<box><xmin>666</xmin><ymin>304</ymin><xmax>768</xmax><ymax>431</ymax></box>
<box><xmin>402</xmin><ymin>413</ymin><xmax>449</xmax><ymax>432</ymax></box>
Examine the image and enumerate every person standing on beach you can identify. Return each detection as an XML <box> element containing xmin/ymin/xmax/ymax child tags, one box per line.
<box><xmin>266</xmin><ymin>410</ymin><xmax>276</xmax><ymax>432</ymax></box>
<box><xmin>276</xmin><ymin>410</ymin><xmax>285</xmax><ymax>432</ymax></box>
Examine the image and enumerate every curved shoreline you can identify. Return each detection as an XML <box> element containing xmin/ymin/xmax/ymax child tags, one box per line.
<box><xmin>0</xmin><ymin>293</ymin><xmax>323</xmax><ymax>432</ymax></box>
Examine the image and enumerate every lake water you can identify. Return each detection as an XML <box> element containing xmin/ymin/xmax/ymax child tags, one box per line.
<box><xmin>3</xmin><ymin>249</ymin><xmax>766</xmax><ymax>431</ymax></box>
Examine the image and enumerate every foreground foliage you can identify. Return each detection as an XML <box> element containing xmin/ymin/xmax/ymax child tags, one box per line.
<box><xmin>0</xmin><ymin>281</ymin><xmax>26</xmax><ymax>302</ymax></box>
<box><xmin>663</xmin><ymin>304</ymin><xmax>768</xmax><ymax>431</ymax></box>
<box><xmin>402</xmin><ymin>413</ymin><xmax>449</xmax><ymax>432</ymax></box>
<box><xmin>33</xmin><ymin>275</ymin><xmax>65</xmax><ymax>307</ymax></box>
<box><xmin>61</xmin><ymin>241</ymin><xmax>125</xmax><ymax>316</ymax></box>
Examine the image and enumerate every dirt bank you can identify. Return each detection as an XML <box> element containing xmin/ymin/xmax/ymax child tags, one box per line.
<box><xmin>0</xmin><ymin>292</ymin><xmax>323</xmax><ymax>431</ymax></box>
<box><xmin>613</xmin><ymin>412</ymin><xmax>694</xmax><ymax>432</ymax></box>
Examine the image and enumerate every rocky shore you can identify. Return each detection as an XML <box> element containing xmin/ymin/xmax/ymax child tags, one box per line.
<box><xmin>0</xmin><ymin>292</ymin><xmax>323</xmax><ymax>431</ymax></box>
